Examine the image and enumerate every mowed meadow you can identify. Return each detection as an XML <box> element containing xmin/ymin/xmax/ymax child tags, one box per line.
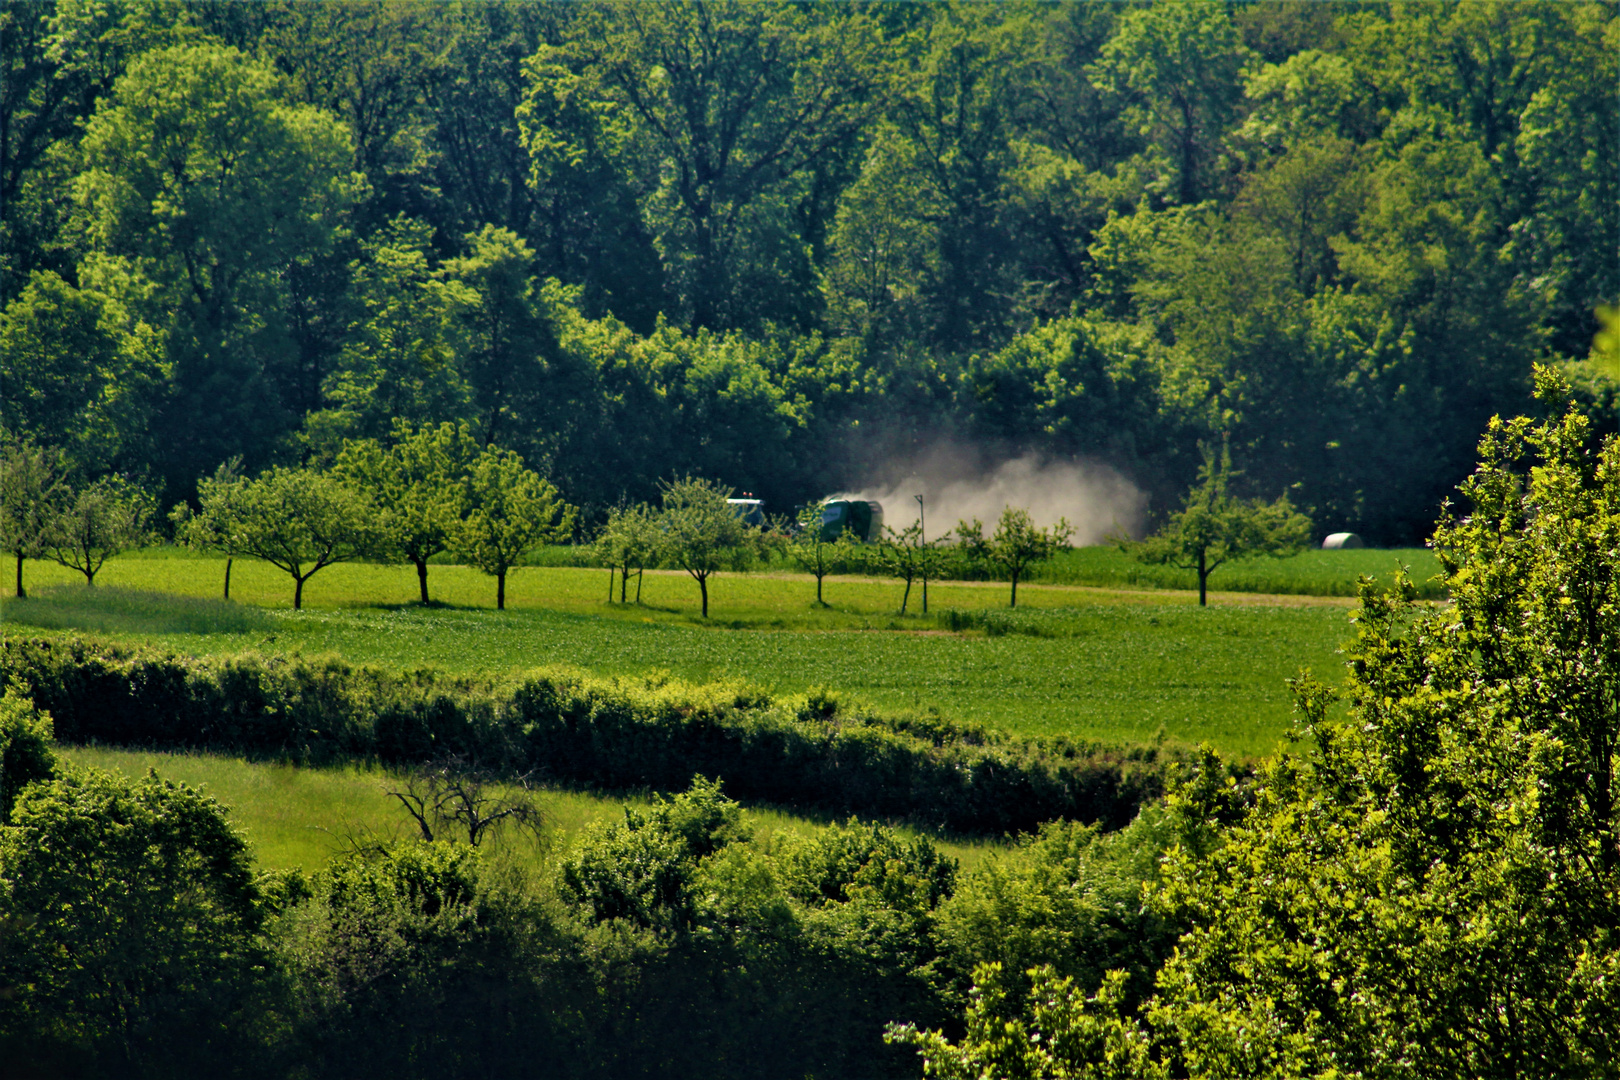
<box><xmin>3</xmin><ymin>545</ymin><xmax>1438</xmax><ymax>758</ymax></box>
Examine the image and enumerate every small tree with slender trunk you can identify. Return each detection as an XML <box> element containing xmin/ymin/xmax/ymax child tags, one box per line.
<box><xmin>878</xmin><ymin>521</ymin><xmax>940</xmax><ymax>615</ymax></box>
<box><xmin>596</xmin><ymin>501</ymin><xmax>660</xmax><ymax>603</ymax></box>
<box><xmin>333</xmin><ymin>421</ymin><xmax>479</xmax><ymax>605</ymax></box>
<box><xmin>957</xmin><ymin>508</ymin><xmax>1074</xmax><ymax>607</ymax></box>
<box><xmin>229</xmin><ymin>467</ymin><xmax>378</xmax><ymax>609</ymax></box>
<box><xmin>0</xmin><ymin>434</ymin><xmax>65</xmax><ymax>598</ymax></box>
<box><xmin>787</xmin><ymin>501</ymin><xmax>861</xmax><ymax>606</ymax></box>
<box><xmin>44</xmin><ymin>475</ymin><xmax>154</xmax><ymax>586</ymax></box>
<box><xmin>453</xmin><ymin>446</ymin><xmax>574</xmax><ymax>610</ymax></box>
<box><xmin>171</xmin><ymin>458</ymin><xmax>246</xmax><ymax>598</ymax></box>
<box><xmin>656</xmin><ymin>476</ymin><xmax>756</xmax><ymax>618</ymax></box>
<box><xmin>1127</xmin><ymin>448</ymin><xmax>1313</xmax><ymax>606</ymax></box>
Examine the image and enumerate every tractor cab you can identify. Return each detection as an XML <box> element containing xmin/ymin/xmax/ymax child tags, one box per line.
<box><xmin>726</xmin><ymin>497</ymin><xmax>765</xmax><ymax>527</ymax></box>
<box><xmin>817</xmin><ymin>499</ymin><xmax>883</xmax><ymax>542</ymax></box>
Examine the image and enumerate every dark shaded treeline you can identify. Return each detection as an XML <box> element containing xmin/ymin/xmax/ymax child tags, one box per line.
<box><xmin>3</xmin><ymin>1</ymin><xmax>1616</xmax><ymax>541</ymax></box>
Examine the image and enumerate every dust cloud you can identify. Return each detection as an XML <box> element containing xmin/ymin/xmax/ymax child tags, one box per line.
<box><xmin>829</xmin><ymin>448</ymin><xmax>1146</xmax><ymax>546</ymax></box>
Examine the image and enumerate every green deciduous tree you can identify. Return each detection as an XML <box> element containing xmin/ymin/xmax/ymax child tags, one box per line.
<box><xmin>0</xmin><ymin>766</ymin><xmax>271</xmax><ymax>1073</ymax></box>
<box><xmin>334</xmin><ymin>421</ymin><xmax>480</xmax><ymax>605</ymax></box>
<box><xmin>787</xmin><ymin>500</ymin><xmax>859</xmax><ymax>606</ymax></box>
<box><xmin>226</xmin><ymin>465</ymin><xmax>379</xmax><ymax>609</ymax></box>
<box><xmin>454</xmin><ymin>446</ymin><xmax>574</xmax><ymax>610</ymax></box>
<box><xmin>73</xmin><ymin>42</ymin><xmax>362</xmax><ymax>493</ymax></box>
<box><xmin>878</xmin><ymin>520</ymin><xmax>940</xmax><ymax>616</ymax></box>
<box><xmin>0</xmin><ymin>267</ymin><xmax>167</xmax><ymax>474</ymax></box>
<box><xmin>595</xmin><ymin>500</ymin><xmax>660</xmax><ymax>604</ymax></box>
<box><xmin>170</xmin><ymin>456</ymin><xmax>246</xmax><ymax>599</ymax></box>
<box><xmin>0</xmin><ymin>432</ymin><xmax>64</xmax><ymax>598</ymax></box>
<box><xmin>897</xmin><ymin>367</ymin><xmax>1619</xmax><ymax>1078</ymax></box>
<box><xmin>43</xmin><ymin>473</ymin><xmax>154</xmax><ymax>586</ymax></box>
<box><xmin>655</xmin><ymin>475</ymin><xmax>756</xmax><ymax>618</ymax></box>
<box><xmin>1128</xmin><ymin>448</ymin><xmax>1311</xmax><ymax>606</ymax></box>
<box><xmin>958</xmin><ymin>507</ymin><xmax>1074</xmax><ymax>607</ymax></box>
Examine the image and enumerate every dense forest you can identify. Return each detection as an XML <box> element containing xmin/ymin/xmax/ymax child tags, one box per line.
<box><xmin>4</xmin><ymin>0</ymin><xmax>1615</xmax><ymax>542</ymax></box>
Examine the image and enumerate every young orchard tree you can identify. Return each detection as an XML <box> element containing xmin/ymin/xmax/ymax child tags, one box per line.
<box><xmin>453</xmin><ymin>447</ymin><xmax>575</xmax><ymax>610</ymax></box>
<box><xmin>878</xmin><ymin>521</ymin><xmax>941</xmax><ymax>616</ymax></box>
<box><xmin>787</xmin><ymin>501</ymin><xmax>860</xmax><ymax>606</ymax></box>
<box><xmin>170</xmin><ymin>458</ymin><xmax>245</xmax><ymax>599</ymax></box>
<box><xmin>1127</xmin><ymin>448</ymin><xmax>1312</xmax><ymax>606</ymax></box>
<box><xmin>957</xmin><ymin>507</ymin><xmax>1074</xmax><ymax>607</ymax></box>
<box><xmin>386</xmin><ymin>758</ymin><xmax>544</xmax><ymax>848</ymax></box>
<box><xmin>334</xmin><ymin>421</ymin><xmax>479</xmax><ymax>605</ymax></box>
<box><xmin>0</xmin><ymin>434</ymin><xmax>65</xmax><ymax>598</ymax></box>
<box><xmin>595</xmin><ymin>501</ymin><xmax>660</xmax><ymax>604</ymax></box>
<box><xmin>227</xmin><ymin>467</ymin><xmax>379</xmax><ymax>609</ymax></box>
<box><xmin>656</xmin><ymin>476</ymin><xmax>757</xmax><ymax>618</ymax></box>
<box><xmin>44</xmin><ymin>474</ymin><xmax>155</xmax><ymax>586</ymax></box>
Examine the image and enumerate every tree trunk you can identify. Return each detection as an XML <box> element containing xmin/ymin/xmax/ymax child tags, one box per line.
<box><xmin>816</xmin><ymin>573</ymin><xmax>823</xmax><ymax>604</ymax></box>
<box><xmin>900</xmin><ymin>577</ymin><xmax>912</xmax><ymax>615</ymax></box>
<box><xmin>636</xmin><ymin>569</ymin><xmax>644</xmax><ymax>604</ymax></box>
<box><xmin>223</xmin><ymin>556</ymin><xmax>233</xmax><ymax>600</ymax></box>
<box><xmin>14</xmin><ymin>549</ymin><xmax>24</xmax><ymax>599</ymax></box>
<box><xmin>83</xmin><ymin>565</ymin><xmax>96</xmax><ymax>586</ymax></box>
<box><xmin>921</xmin><ymin>572</ymin><xmax>928</xmax><ymax>614</ymax></box>
<box><xmin>294</xmin><ymin>574</ymin><xmax>305</xmax><ymax>610</ymax></box>
<box><xmin>620</xmin><ymin>567</ymin><xmax>629</xmax><ymax>603</ymax></box>
<box><xmin>416</xmin><ymin>558</ymin><xmax>430</xmax><ymax>604</ymax></box>
<box><xmin>608</xmin><ymin>567</ymin><xmax>615</xmax><ymax>602</ymax></box>
<box><xmin>1010</xmin><ymin>571</ymin><xmax>1018</xmax><ymax>608</ymax></box>
<box><xmin>497</xmin><ymin>570</ymin><xmax>506</xmax><ymax>610</ymax></box>
<box><xmin>698</xmin><ymin>574</ymin><xmax>709</xmax><ymax>618</ymax></box>
<box><xmin>1197</xmin><ymin>548</ymin><xmax>1208</xmax><ymax>607</ymax></box>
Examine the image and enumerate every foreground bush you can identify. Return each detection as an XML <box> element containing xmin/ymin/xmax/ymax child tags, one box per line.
<box><xmin>0</xmin><ymin>637</ymin><xmax>1190</xmax><ymax>835</ymax></box>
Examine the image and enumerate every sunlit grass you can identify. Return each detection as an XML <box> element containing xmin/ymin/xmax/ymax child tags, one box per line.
<box><xmin>58</xmin><ymin>745</ymin><xmax>997</xmax><ymax>873</ymax></box>
<box><xmin>8</xmin><ymin>552</ymin><xmax>1378</xmax><ymax>757</ymax></box>
<box><xmin>2</xmin><ymin>583</ymin><xmax>274</xmax><ymax>635</ymax></box>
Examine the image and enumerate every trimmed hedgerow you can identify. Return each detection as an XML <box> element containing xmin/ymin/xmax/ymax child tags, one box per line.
<box><xmin>1</xmin><ymin>636</ymin><xmax>1195</xmax><ymax>834</ymax></box>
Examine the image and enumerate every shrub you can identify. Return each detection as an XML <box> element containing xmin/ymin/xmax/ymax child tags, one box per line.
<box><xmin>1</xmin><ymin>635</ymin><xmax>1204</xmax><ymax>835</ymax></box>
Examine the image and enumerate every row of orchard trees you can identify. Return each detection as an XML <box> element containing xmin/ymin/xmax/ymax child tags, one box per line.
<box><xmin>2</xmin><ymin>423</ymin><xmax>573</xmax><ymax>611</ymax></box>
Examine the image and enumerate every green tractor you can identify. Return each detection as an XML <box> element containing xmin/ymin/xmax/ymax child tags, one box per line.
<box><xmin>817</xmin><ymin>499</ymin><xmax>884</xmax><ymax>542</ymax></box>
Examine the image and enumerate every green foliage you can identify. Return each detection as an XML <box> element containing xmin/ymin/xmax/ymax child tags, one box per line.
<box><xmin>334</xmin><ymin>421</ymin><xmax>481</xmax><ymax>604</ymax></box>
<box><xmin>657</xmin><ymin>475</ymin><xmax>758</xmax><ymax>617</ymax></box>
<box><xmin>0</xmin><ymin>432</ymin><xmax>65</xmax><ymax>598</ymax></box>
<box><xmin>0</xmin><ymin>690</ymin><xmax>54</xmax><ymax>823</ymax></box>
<box><xmin>958</xmin><ymin>508</ymin><xmax>1074</xmax><ymax>607</ymax></box>
<box><xmin>786</xmin><ymin>499</ymin><xmax>861</xmax><ymax>604</ymax></box>
<box><xmin>220</xmin><ymin>466</ymin><xmax>379</xmax><ymax>609</ymax></box>
<box><xmin>594</xmin><ymin>500</ymin><xmax>660</xmax><ymax>603</ymax></box>
<box><xmin>898</xmin><ymin>369</ymin><xmax>1620</xmax><ymax>1078</ymax></box>
<box><xmin>43</xmin><ymin>473</ymin><xmax>155</xmax><ymax>586</ymax></box>
<box><xmin>72</xmin><ymin>41</ymin><xmax>362</xmax><ymax>493</ymax></box>
<box><xmin>562</xmin><ymin>776</ymin><xmax>748</xmax><ymax>932</ymax></box>
<box><xmin>454</xmin><ymin>445</ymin><xmax>575</xmax><ymax>610</ymax></box>
<box><xmin>0</xmin><ymin>765</ymin><xmax>271</xmax><ymax>1074</ymax></box>
<box><xmin>1128</xmin><ymin>448</ymin><xmax>1312</xmax><ymax>605</ymax></box>
<box><xmin>2</xmin><ymin>636</ymin><xmax>1188</xmax><ymax>836</ymax></box>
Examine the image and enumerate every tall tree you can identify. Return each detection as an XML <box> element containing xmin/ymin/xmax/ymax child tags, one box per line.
<box><xmin>957</xmin><ymin>507</ymin><xmax>1073</xmax><ymax>608</ymax></box>
<box><xmin>575</xmin><ymin>0</ymin><xmax>888</xmax><ymax>331</ymax></box>
<box><xmin>73</xmin><ymin>43</ymin><xmax>361</xmax><ymax>494</ymax></box>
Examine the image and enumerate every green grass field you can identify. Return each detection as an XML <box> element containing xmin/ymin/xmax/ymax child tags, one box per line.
<box><xmin>58</xmin><ymin>745</ymin><xmax>996</xmax><ymax>872</ymax></box>
<box><xmin>514</xmin><ymin>542</ymin><xmax>1445</xmax><ymax>599</ymax></box>
<box><xmin>4</xmin><ymin>549</ymin><xmax>1385</xmax><ymax>757</ymax></box>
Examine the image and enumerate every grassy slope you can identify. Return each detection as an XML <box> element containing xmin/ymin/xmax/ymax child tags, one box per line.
<box><xmin>58</xmin><ymin>745</ymin><xmax>995</xmax><ymax>872</ymax></box>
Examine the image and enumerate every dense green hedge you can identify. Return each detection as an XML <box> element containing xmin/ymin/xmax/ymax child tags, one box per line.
<box><xmin>1</xmin><ymin>635</ymin><xmax>1189</xmax><ymax>834</ymax></box>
